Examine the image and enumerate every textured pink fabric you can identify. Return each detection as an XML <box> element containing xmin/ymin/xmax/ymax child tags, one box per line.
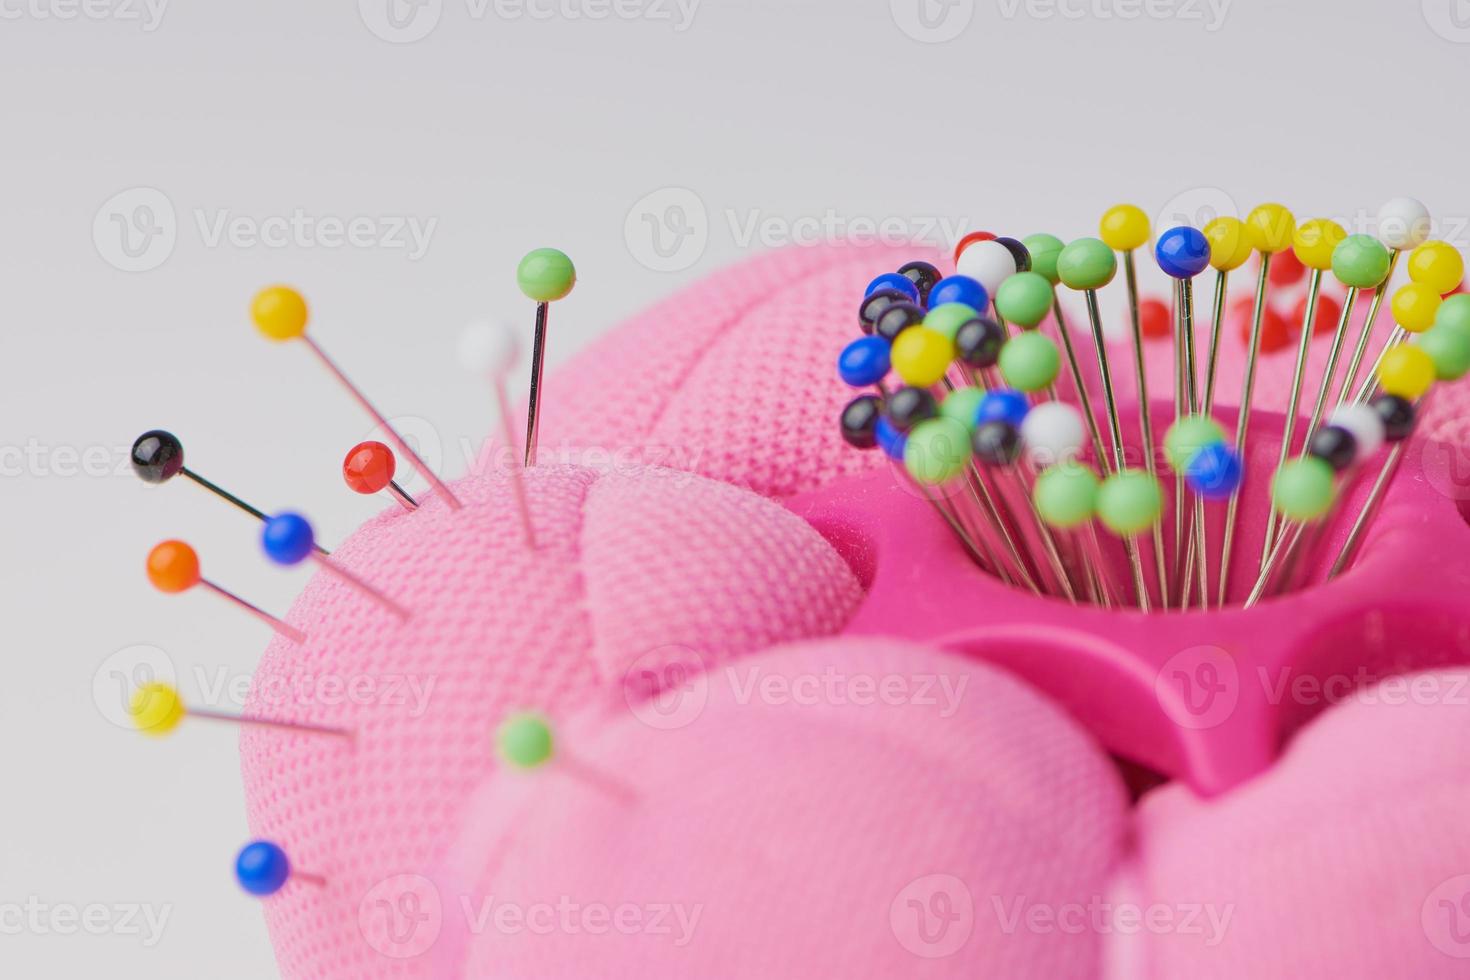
<box><xmin>1121</xmin><ymin>668</ymin><xmax>1470</xmax><ymax>979</ymax></box>
<box><xmin>241</xmin><ymin>243</ymin><xmax>1470</xmax><ymax>980</ymax></box>
<box><xmin>433</xmin><ymin>638</ymin><xmax>1131</xmax><ymax>978</ymax></box>
<box><xmin>241</xmin><ymin>464</ymin><xmax>862</xmax><ymax>980</ymax></box>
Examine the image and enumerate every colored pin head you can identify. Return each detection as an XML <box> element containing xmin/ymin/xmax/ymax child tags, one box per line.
<box><xmin>865</xmin><ymin>272</ymin><xmax>919</xmax><ymax>304</ymax></box>
<box><xmin>938</xmin><ymin>388</ymin><xmax>985</xmax><ymax>433</ymax></box>
<box><xmin>1372</xmin><ymin>394</ymin><xmax>1416</xmax><ymax>441</ymax></box>
<box><xmin>1099</xmin><ymin>205</ymin><xmax>1150</xmax><ymax>252</ymax></box>
<box><xmin>1391</xmin><ymin>282</ymin><xmax>1443</xmax><ymax>333</ymax></box>
<box><xmin>898</xmin><ymin>260</ymin><xmax>943</xmax><ymax>303</ymax></box>
<box><xmin>837</xmin><ymin>336</ymin><xmax>891</xmax><ymax>388</ymax></box>
<box><xmin>1332</xmin><ymin>234</ymin><xmax>1392</xmax><ymax>289</ymax></box>
<box><xmin>251</xmin><ymin>286</ymin><xmax>309</xmax><ymax>341</ymax></box>
<box><xmin>1163</xmin><ymin>415</ymin><xmax>1227</xmax><ymax>472</ymax></box>
<box><xmin>458</xmin><ymin>319</ymin><xmax>521</xmax><ymax>377</ymax></box>
<box><xmin>859</xmin><ymin>287</ymin><xmax>910</xmax><ymax>335</ymax></box>
<box><xmin>342</xmin><ymin>441</ymin><xmax>396</xmax><ymax>495</ymax></box>
<box><xmin>1418</xmin><ymin>320</ymin><xmax>1470</xmax><ymax>381</ymax></box>
<box><xmin>890</xmin><ymin>327</ymin><xmax>954</xmax><ymax>388</ymax></box>
<box><xmin>952</xmin><ymin>230</ymin><xmax>997</xmax><ymax>264</ymax></box>
<box><xmin>955</xmin><ymin>316</ymin><xmax>1006</xmax><ymax>369</ymax></box>
<box><xmin>262</xmin><ymin>513</ymin><xmax>317</xmax><ymax>566</ymax></box>
<box><xmin>1307</xmin><ymin>426</ymin><xmax>1357</xmax><ymax>472</ymax></box>
<box><xmin>1292</xmin><ymin>218</ymin><xmax>1348</xmax><ymax>272</ymax></box>
<box><xmin>874</xmin><ymin>302</ymin><xmax>927</xmax><ymax>343</ymax></box>
<box><xmin>1096</xmin><ymin>469</ymin><xmax>1163</xmax><ymax>535</ymax></box>
<box><xmin>235</xmin><ymin>841</ymin><xmax>292</xmax><ymax>897</ymax></box>
<box><xmin>147</xmin><ymin>540</ymin><xmax>200</xmax><ymax>593</ymax></box>
<box><xmin>1438</xmin><ymin>294</ymin><xmax>1470</xmax><ymax>332</ymax></box>
<box><xmin>1154</xmin><ymin>226</ymin><xmax>1211</xmax><ymax>279</ymax></box>
<box><xmin>994</xmin><ymin>237</ymin><xmax>1032</xmax><ymax>274</ymax></box>
<box><xmin>997</xmin><ymin>331</ymin><xmax>1059</xmax><ymax>392</ymax></box>
<box><xmin>885</xmin><ymin>386</ymin><xmax>938</xmax><ymax>432</ymax></box>
<box><xmin>923</xmin><ymin>302</ymin><xmax>982</xmax><ymax>341</ymax></box>
<box><xmin>1376</xmin><ymin>344</ymin><xmax>1436</xmax><ymax>399</ymax></box>
<box><xmin>498</xmin><ymin>712</ymin><xmax>555</xmax><ymax>769</ymax></box>
<box><xmin>1019</xmin><ymin>401</ymin><xmax>1085</xmax><ymax>468</ymax></box>
<box><xmin>1271</xmin><ymin>457</ymin><xmax>1335</xmax><ymax>521</ymax></box>
<box><xmin>1378</xmin><ymin>197</ymin><xmax>1432</xmax><ymax>251</ymax></box>
<box><xmin>840</xmin><ymin>395</ymin><xmax>883</xmax><ymax>449</ymax></box>
<box><xmin>129</xmin><ymin>681</ymin><xmax>185</xmax><ymax>736</ymax></box>
<box><xmin>903</xmin><ymin>417</ymin><xmax>972</xmax><ymax>485</ymax></box>
<box><xmin>1244</xmin><ymin>204</ymin><xmax>1296</xmax><ymax>254</ymax></box>
<box><xmin>1407</xmin><ymin>241</ymin><xmax>1465</xmax><ymax>295</ymax></box>
<box><xmin>1203</xmin><ymin>217</ymin><xmax>1253</xmax><ymax>272</ymax></box>
<box><xmin>1021</xmin><ymin>233</ymin><xmax>1065</xmax><ymax>285</ymax></box>
<box><xmin>994</xmin><ymin>272</ymin><xmax>1054</xmax><ymax>328</ymax></box>
<box><xmin>976</xmin><ymin>389</ymin><xmax>1030</xmax><ymax>428</ymax></box>
<box><xmin>955</xmin><ymin>239</ymin><xmax>1019</xmax><ymax>296</ymax></box>
<box><xmin>875</xmin><ymin>416</ymin><xmax>907</xmax><ymax>461</ymax></box>
<box><xmin>971</xmin><ymin>420</ymin><xmax>1021</xmax><ymax>466</ymax></box>
<box><xmin>1185</xmin><ymin>443</ymin><xmax>1243</xmax><ymax>500</ymax></box>
<box><xmin>131</xmin><ymin>430</ymin><xmax>184</xmax><ymax>484</ymax></box>
<box><xmin>1327</xmin><ymin>404</ymin><xmax>1386</xmax><ymax>463</ymax></box>
<box><xmin>927</xmin><ymin>275</ymin><xmax>988</xmax><ymax>313</ymax></box>
<box><xmin>517</xmin><ymin>248</ymin><xmax>576</xmax><ymax>302</ymax></box>
<box><xmin>1056</xmin><ymin>238</ymin><xmax>1118</xmax><ymax>291</ymax></box>
<box><xmin>1033</xmin><ymin>464</ymin><xmax>1100</xmax><ymax>529</ymax></box>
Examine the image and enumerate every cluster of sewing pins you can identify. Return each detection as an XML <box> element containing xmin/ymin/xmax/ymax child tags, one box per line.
<box><xmin>121</xmin><ymin>248</ymin><xmax>592</xmax><ymax>899</ymax></box>
<box><xmin>838</xmin><ymin>200</ymin><xmax>1469</xmax><ymax>611</ymax></box>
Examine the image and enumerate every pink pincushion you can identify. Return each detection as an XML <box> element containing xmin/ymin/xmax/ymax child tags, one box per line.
<box><xmin>243</xmin><ymin>242</ymin><xmax>1470</xmax><ymax>979</ymax></box>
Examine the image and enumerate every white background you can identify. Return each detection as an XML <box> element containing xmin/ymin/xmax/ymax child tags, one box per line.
<box><xmin>2</xmin><ymin>0</ymin><xmax>1467</xmax><ymax>975</ymax></box>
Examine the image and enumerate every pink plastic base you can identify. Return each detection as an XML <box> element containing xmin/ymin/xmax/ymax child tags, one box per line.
<box><xmin>789</xmin><ymin>400</ymin><xmax>1470</xmax><ymax>795</ymax></box>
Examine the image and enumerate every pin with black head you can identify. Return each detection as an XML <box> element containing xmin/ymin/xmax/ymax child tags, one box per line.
<box><xmin>873</xmin><ymin>301</ymin><xmax>927</xmax><ymax>344</ymax></box>
<box><xmin>131</xmin><ymin>430</ymin><xmax>330</xmax><ymax>556</ymax></box>
<box><xmin>859</xmin><ymin>288</ymin><xmax>913</xmax><ymax>335</ymax></box>
<box><xmin>898</xmin><ymin>260</ymin><xmax>944</xmax><ymax>306</ymax></box>
<box><xmin>839</xmin><ymin>395</ymin><xmax>883</xmax><ymax>450</ymax></box>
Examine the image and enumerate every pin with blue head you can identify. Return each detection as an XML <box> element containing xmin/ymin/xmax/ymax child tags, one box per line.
<box><xmin>875</xmin><ymin>416</ymin><xmax>907</xmax><ymax>462</ymax></box>
<box><xmin>927</xmin><ymin>275</ymin><xmax>989</xmax><ymax>314</ymax></box>
<box><xmin>865</xmin><ymin>272</ymin><xmax>920</xmax><ymax>304</ymax></box>
<box><xmin>838</xmin><ymin>336</ymin><xmax>891</xmax><ymax>393</ymax></box>
<box><xmin>235</xmin><ymin>840</ymin><xmax>325</xmax><ymax>897</ymax></box>
<box><xmin>262</xmin><ymin>512</ymin><xmax>409</xmax><ymax>621</ymax></box>
<box><xmin>975</xmin><ymin>389</ymin><xmax>1030</xmax><ymax>428</ymax></box>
